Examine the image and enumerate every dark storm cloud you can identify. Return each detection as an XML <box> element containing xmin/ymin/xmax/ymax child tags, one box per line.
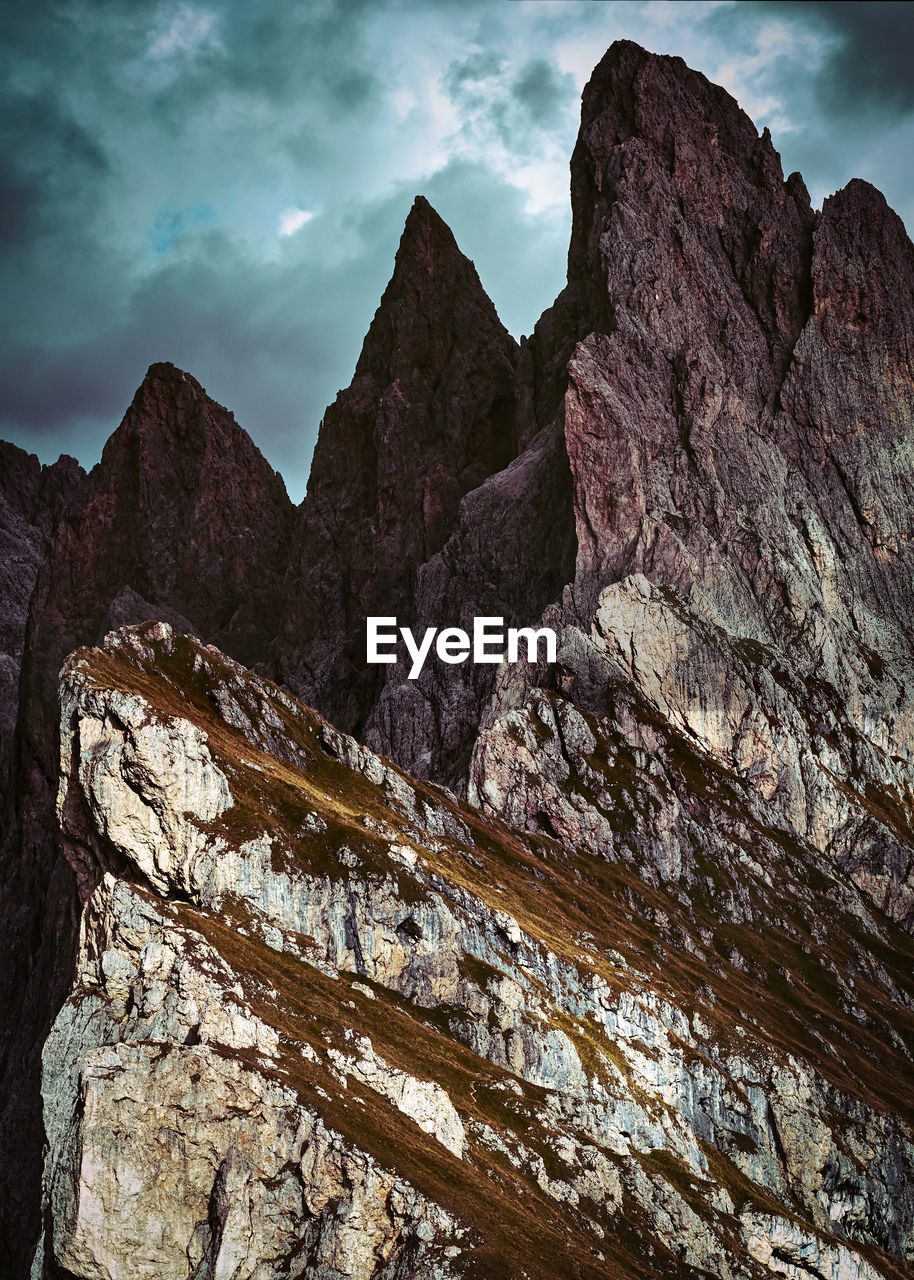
<box><xmin>512</xmin><ymin>58</ymin><xmax>572</xmax><ymax>126</ymax></box>
<box><xmin>133</xmin><ymin>3</ymin><xmax>383</xmax><ymax>129</ymax></box>
<box><xmin>0</xmin><ymin>92</ymin><xmax>109</xmax><ymax>246</ymax></box>
<box><xmin>444</xmin><ymin>46</ymin><xmax>576</xmax><ymax>155</ymax></box>
<box><xmin>445</xmin><ymin>49</ymin><xmax>503</xmax><ymax>94</ymax></box>
<box><xmin>0</xmin><ymin>0</ymin><xmax>393</xmax><ymax>471</ymax></box>
<box><xmin>748</xmin><ymin>1</ymin><xmax>914</xmax><ymax>118</ymax></box>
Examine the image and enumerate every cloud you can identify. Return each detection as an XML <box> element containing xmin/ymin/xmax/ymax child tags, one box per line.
<box><xmin>753</xmin><ymin>1</ymin><xmax>914</xmax><ymax>119</ymax></box>
<box><xmin>147</xmin><ymin>5</ymin><xmax>221</xmax><ymax>60</ymax></box>
<box><xmin>278</xmin><ymin>208</ymin><xmax>314</xmax><ymax>237</ymax></box>
<box><xmin>512</xmin><ymin>58</ymin><xmax>571</xmax><ymax>125</ymax></box>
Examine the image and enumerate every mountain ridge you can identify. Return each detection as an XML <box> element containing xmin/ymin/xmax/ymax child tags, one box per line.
<box><xmin>2</xmin><ymin>37</ymin><xmax>914</xmax><ymax>1279</ymax></box>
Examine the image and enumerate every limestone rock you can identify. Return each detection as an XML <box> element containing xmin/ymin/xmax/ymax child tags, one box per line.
<box><xmin>30</xmin><ymin>623</ymin><xmax>914</xmax><ymax>1278</ymax></box>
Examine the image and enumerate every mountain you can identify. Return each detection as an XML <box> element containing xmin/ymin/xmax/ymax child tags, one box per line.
<box><xmin>0</xmin><ymin>365</ymin><xmax>294</xmax><ymax>1274</ymax></box>
<box><xmin>3</xmin><ymin>38</ymin><xmax>914</xmax><ymax>1280</ymax></box>
<box><xmin>278</xmin><ymin>194</ymin><xmax>522</xmax><ymax>742</ymax></box>
<box><xmin>31</xmin><ymin>620</ymin><xmax>914</xmax><ymax>1279</ymax></box>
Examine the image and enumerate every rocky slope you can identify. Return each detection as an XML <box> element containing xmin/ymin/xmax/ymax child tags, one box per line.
<box><xmin>3</xmin><ymin>35</ymin><xmax>914</xmax><ymax>1280</ymax></box>
<box><xmin>31</xmin><ymin>623</ymin><xmax>914</xmax><ymax>1279</ymax></box>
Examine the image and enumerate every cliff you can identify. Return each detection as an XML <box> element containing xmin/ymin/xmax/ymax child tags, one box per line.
<box><xmin>31</xmin><ymin>622</ymin><xmax>914</xmax><ymax>1278</ymax></box>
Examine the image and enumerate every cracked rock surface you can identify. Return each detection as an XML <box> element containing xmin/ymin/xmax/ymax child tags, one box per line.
<box><xmin>29</xmin><ymin>622</ymin><xmax>914</xmax><ymax>1279</ymax></box>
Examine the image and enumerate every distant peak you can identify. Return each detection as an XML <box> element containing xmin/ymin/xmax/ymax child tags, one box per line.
<box><xmin>140</xmin><ymin>362</ymin><xmax>204</xmax><ymax>393</ymax></box>
<box><xmin>125</xmin><ymin>363</ymin><xmax>212</xmax><ymax>424</ymax></box>
<box><xmin>348</xmin><ymin>193</ymin><xmax>514</xmax><ymax>388</ymax></box>
<box><xmin>406</xmin><ymin>194</ymin><xmax>446</xmax><ymax>228</ymax></box>
<box><xmin>395</xmin><ymin>196</ymin><xmax>464</xmax><ymax>278</ymax></box>
<box><xmin>826</xmin><ymin>177</ymin><xmax>890</xmax><ymax>218</ymax></box>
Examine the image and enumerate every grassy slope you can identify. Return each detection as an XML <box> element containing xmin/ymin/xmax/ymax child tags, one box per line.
<box><xmin>71</xmin><ymin>631</ymin><xmax>914</xmax><ymax>1279</ymax></box>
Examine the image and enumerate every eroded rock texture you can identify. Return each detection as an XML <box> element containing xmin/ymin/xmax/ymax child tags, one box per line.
<box><xmin>31</xmin><ymin>623</ymin><xmax>914</xmax><ymax>1279</ymax></box>
<box><xmin>4</xmin><ymin>36</ymin><xmax>914</xmax><ymax>1280</ymax></box>
<box><xmin>279</xmin><ymin>196</ymin><xmax>522</xmax><ymax>741</ymax></box>
<box><xmin>0</xmin><ymin>365</ymin><xmax>294</xmax><ymax>1275</ymax></box>
<box><xmin>466</xmin><ymin>42</ymin><xmax>914</xmax><ymax>941</ymax></box>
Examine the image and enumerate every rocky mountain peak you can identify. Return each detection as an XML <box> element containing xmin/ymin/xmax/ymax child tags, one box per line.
<box><xmin>280</xmin><ymin>199</ymin><xmax>521</xmax><ymax>737</ymax></box>
<box><xmin>580</xmin><ymin>40</ymin><xmax>781</xmax><ymax>171</ymax></box>
<box><xmin>393</xmin><ymin>193</ymin><xmax>467</xmax><ymax>279</ymax></box>
<box><xmin>528</xmin><ymin>42</ymin><xmax>816</xmax><ymax>441</ymax></box>
<box><xmin>32</xmin><ymin>361</ymin><xmax>294</xmax><ymax>672</ymax></box>
<box><xmin>133</xmin><ymin>357</ymin><xmax>205</xmax><ymax>395</ymax></box>
<box><xmin>0</xmin><ymin>440</ymin><xmax>82</xmax><ymax>531</ymax></box>
<box><xmin>813</xmin><ymin>178</ymin><xmax>914</xmax><ymax>342</ymax></box>
<box><xmin>351</xmin><ymin>194</ymin><xmax>516</xmax><ymax>392</ymax></box>
<box><xmin>102</xmin><ymin>360</ymin><xmax>278</xmax><ymax>494</ymax></box>
<box><xmin>120</xmin><ymin>360</ymin><xmax>210</xmax><ymax>432</ymax></box>
<box><xmin>0</xmin><ymin>443</ymin><xmax>84</xmax><ymax>795</ymax></box>
<box><xmin>573</xmin><ymin>44</ymin><xmax>808</xmax><ymax>343</ymax></box>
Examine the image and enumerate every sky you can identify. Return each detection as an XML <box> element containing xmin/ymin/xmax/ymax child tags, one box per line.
<box><xmin>3</xmin><ymin>0</ymin><xmax>914</xmax><ymax>502</ymax></box>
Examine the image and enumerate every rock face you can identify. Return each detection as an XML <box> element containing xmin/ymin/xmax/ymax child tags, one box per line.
<box><xmin>0</xmin><ymin>366</ymin><xmax>295</xmax><ymax>1276</ymax></box>
<box><xmin>465</xmin><ymin>41</ymin><xmax>914</xmax><ymax>939</ymax></box>
<box><xmin>361</xmin><ymin>415</ymin><xmax>576</xmax><ymax>785</ymax></box>
<box><xmin>31</xmin><ymin>623</ymin><xmax>914</xmax><ymax>1278</ymax></box>
<box><xmin>0</xmin><ymin>442</ymin><xmax>82</xmax><ymax>789</ymax></box>
<box><xmin>279</xmin><ymin>196</ymin><xmax>522</xmax><ymax>741</ymax></box>
<box><xmin>5</xmin><ymin>35</ymin><xmax>914</xmax><ymax>1280</ymax></box>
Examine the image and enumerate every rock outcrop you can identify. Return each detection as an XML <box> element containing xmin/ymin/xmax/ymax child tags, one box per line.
<box><xmin>30</xmin><ymin>622</ymin><xmax>914</xmax><ymax>1278</ymax></box>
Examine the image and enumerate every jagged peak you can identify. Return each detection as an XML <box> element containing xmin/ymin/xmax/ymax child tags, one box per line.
<box><xmin>387</xmin><ymin>194</ymin><xmax>481</xmax><ymax>294</ymax></box>
<box><xmin>824</xmin><ymin>176</ymin><xmax>895</xmax><ymax>224</ymax></box>
<box><xmin>128</xmin><ymin>361</ymin><xmax>210</xmax><ymax>415</ymax></box>
<box><xmin>578</xmin><ymin>39</ymin><xmax>790</xmax><ymax>195</ymax></box>
<box><xmin>552</xmin><ymin>38</ymin><xmax>817</xmax><ymax>369</ymax></box>
<box><xmin>811</xmin><ymin>177</ymin><xmax>914</xmax><ymax>340</ymax></box>
<box><xmin>142</xmin><ymin>359</ymin><xmax>200</xmax><ymax>386</ymax></box>
<box><xmin>94</xmin><ymin>364</ymin><xmax>290</xmax><ymax>516</ymax></box>
<box><xmin>818</xmin><ymin>178</ymin><xmax>913</xmax><ymax>266</ymax></box>
<box><xmin>352</xmin><ymin>195</ymin><xmax>514</xmax><ymax>382</ymax></box>
<box><xmin>399</xmin><ymin>195</ymin><xmax>460</xmax><ymax>262</ymax></box>
<box><xmin>104</xmin><ymin>362</ymin><xmax>239</xmax><ymax>456</ymax></box>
